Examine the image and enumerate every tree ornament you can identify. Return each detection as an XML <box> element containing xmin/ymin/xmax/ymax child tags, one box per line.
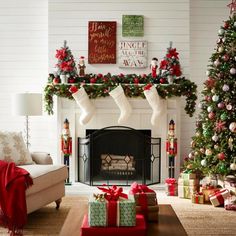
<box><xmin>194</xmin><ymin>151</ymin><xmax>200</xmax><ymax>156</ymax></box>
<box><xmin>218</xmin><ymin>29</ymin><xmax>225</xmax><ymax>35</ymax></box>
<box><xmin>218</xmin><ymin>152</ymin><xmax>225</xmax><ymax>160</ymax></box>
<box><xmin>206</xmin><ymin>70</ymin><xmax>210</xmax><ymax>76</ymax></box>
<box><xmin>201</xmin><ymin>159</ymin><xmax>207</xmax><ymax>167</ymax></box>
<box><xmin>206</xmin><ymin>77</ymin><xmax>216</xmax><ymax>88</ymax></box>
<box><xmin>230</xmin><ymin>163</ymin><xmax>236</xmax><ymax>170</ymax></box>
<box><xmin>203</xmin><ymin>129</ymin><xmax>211</xmax><ymax>137</ymax></box>
<box><xmin>220</xmin><ymin>112</ymin><xmax>228</xmax><ymax>121</ymax></box>
<box><xmin>219</xmin><ymin>163</ymin><xmax>227</xmax><ymax>174</ymax></box>
<box><xmin>205</xmin><ymin>149</ymin><xmax>212</xmax><ymax>156</ymax></box>
<box><xmin>226</xmin><ymin>104</ymin><xmax>233</xmax><ymax>110</ymax></box>
<box><xmin>214</xmin><ymin>59</ymin><xmax>220</xmax><ymax>67</ymax></box>
<box><xmin>196</xmin><ymin>131</ymin><xmax>201</xmax><ymax>137</ymax></box>
<box><xmin>207</xmin><ymin>106</ymin><xmax>213</xmax><ymax>112</ymax></box>
<box><xmin>214</xmin><ymin>144</ymin><xmax>219</xmax><ymax>150</ymax></box>
<box><xmin>216</xmin><ymin>38</ymin><xmax>222</xmax><ymax>44</ymax></box>
<box><xmin>208</xmin><ymin>112</ymin><xmax>215</xmax><ymax>120</ymax></box>
<box><xmin>230</xmin><ymin>68</ymin><xmax>236</xmax><ymax>75</ymax></box>
<box><xmin>234</xmin><ymin>22</ymin><xmax>236</xmax><ymax>27</ymax></box>
<box><xmin>222</xmin><ymin>54</ymin><xmax>230</xmax><ymax>61</ymax></box>
<box><xmin>228</xmin><ymin>137</ymin><xmax>233</xmax><ymax>151</ymax></box>
<box><xmin>215</xmin><ymin>120</ymin><xmax>226</xmax><ymax>132</ymax></box>
<box><xmin>205</xmin><ymin>95</ymin><xmax>212</xmax><ymax>102</ymax></box>
<box><xmin>211</xmin><ymin>88</ymin><xmax>216</xmax><ymax>94</ymax></box>
<box><xmin>188</xmin><ymin>152</ymin><xmax>194</xmax><ymax>159</ymax></box>
<box><xmin>187</xmin><ymin>164</ymin><xmax>193</xmax><ymax>170</ymax></box>
<box><xmin>229</xmin><ymin>122</ymin><xmax>236</xmax><ymax>133</ymax></box>
<box><xmin>198</xmin><ymin>103</ymin><xmax>203</xmax><ymax>109</ymax></box>
<box><xmin>224</xmin><ymin>21</ymin><xmax>229</xmax><ymax>29</ymax></box>
<box><xmin>191</xmin><ymin>140</ymin><xmax>195</xmax><ymax>148</ymax></box>
<box><xmin>218</xmin><ymin>46</ymin><xmax>224</xmax><ymax>53</ymax></box>
<box><xmin>217</xmin><ymin>102</ymin><xmax>225</xmax><ymax>109</ymax></box>
<box><xmin>222</xmin><ymin>84</ymin><xmax>229</xmax><ymax>91</ymax></box>
<box><xmin>212</xmin><ymin>134</ymin><xmax>219</xmax><ymax>142</ymax></box>
<box><xmin>200</xmin><ymin>148</ymin><xmax>205</xmax><ymax>154</ymax></box>
<box><xmin>212</xmin><ymin>95</ymin><xmax>219</xmax><ymax>102</ymax></box>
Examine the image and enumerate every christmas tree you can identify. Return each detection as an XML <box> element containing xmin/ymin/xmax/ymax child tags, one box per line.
<box><xmin>184</xmin><ymin>6</ymin><xmax>236</xmax><ymax>177</ymax></box>
<box><xmin>159</xmin><ymin>41</ymin><xmax>185</xmax><ymax>84</ymax></box>
<box><xmin>55</xmin><ymin>40</ymin><xmax>78</xmax><ymax>82</ymax></box>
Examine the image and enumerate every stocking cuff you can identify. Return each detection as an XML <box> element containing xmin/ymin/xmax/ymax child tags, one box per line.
<box><xmin>109</xmin><ymin>85</ymin><xmax>124</xmax><ymax>99</ymax></box>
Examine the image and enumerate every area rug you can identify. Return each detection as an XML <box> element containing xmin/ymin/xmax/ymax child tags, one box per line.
<box><xmin>0</xmin><ymin>195</ymin><xmax>235</xmax><ymax>236</ymax></box>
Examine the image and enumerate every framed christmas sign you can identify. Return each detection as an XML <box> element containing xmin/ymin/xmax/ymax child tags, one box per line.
<box><xmin>118</xmin><ymin>41</ymin><xmax>147</xmax><ymax>68</ymax></box>
<box><xmin>122</xmin><ymin>15</ymin><xmax>144</xmax><ymax>37</ymax></box>
<box><xmin>88</xmin><ymin>21</ymin><xmax>116</xmax><ymax>64</ymax></box>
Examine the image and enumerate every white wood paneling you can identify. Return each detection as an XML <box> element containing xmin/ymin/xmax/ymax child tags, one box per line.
<box><xmin>0</xmin><ymin>0</ymin><xmax>57</xmax><ymax>159</ymax></box>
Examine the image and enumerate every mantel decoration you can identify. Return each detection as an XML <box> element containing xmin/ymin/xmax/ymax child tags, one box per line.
<box><xmin>44</xmin><ymin>42</ymin><xmax>197</xmax><ymax>118</ymax></box>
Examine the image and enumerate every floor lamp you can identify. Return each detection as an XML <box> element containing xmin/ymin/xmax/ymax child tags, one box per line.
<box><xmin>12</xmin><ymin>93</ymin><xmax>42</xmax><ymax>149</ymax></box>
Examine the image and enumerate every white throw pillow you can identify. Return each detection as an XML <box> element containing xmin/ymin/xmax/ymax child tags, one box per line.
<box><xmin>0</xmin><ymin>131</ymin><xmax>33</xmax><ymax>165</ymax></box>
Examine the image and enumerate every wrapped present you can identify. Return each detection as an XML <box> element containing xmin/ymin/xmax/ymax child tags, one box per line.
<box><xmin>200</xmin><ymin>185</ymin><xmax>219</xmax><ymax>202</ymax></box>
<box><xmin>178</xmin><ymin>185</ymin><xmax>196</xmax><ymax>199</ymax></box>
<box><xmin>129</xmin><ymin>182</ymin><xmax>157</xmax><ymax>206</ymax></box>
<box><xmin>209</xmin><ymin>188</ymin><xmax>231</xmax><ymax>207</ymax></box>
<box><xmin>180</xmin><ymin>172</ymin><xmax>196</xmax><ymax>180</ymax></box>
<box><xmin>225</xmin><ymin>195</ymin><xmax>236</xmax><ymax>211</ymax></box>
<box><xmin>224</xmin><ymin>181</ymin><xmax>236</xmax><ymax>194</ymax></box>
<box><xmin>191</xmin><ymin>192</ymin><xmax>204</xmax><ymax>204</ymax></box>
<box><xmin>165</xmin><ymin>178</ymin><xmax>178</xmax><ymax>196</ymax></box>
<box><xmin>178</xmin><ymin>178</ymin><xmax>199</xmax><ymax>186</ymax></box>
<box><xmin>136</xmin><ymin>205</ymin><xmax>159</xmax><ymax>222</ymax></box>
<box><xmin>81</xmin><ymin>214</ymin><xmax>146</xmax><ymax>236</ymax></box>
<box><xmin>88</xmin><ymin>185</ymin><xmax>136</xmax><ymax>227</ymax></box>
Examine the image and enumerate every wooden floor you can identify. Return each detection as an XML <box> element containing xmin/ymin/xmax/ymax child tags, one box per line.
<box><xmin>60</xmin><ymin>199</ymin><xmax>187</xmax><ymax>236</ymax></box>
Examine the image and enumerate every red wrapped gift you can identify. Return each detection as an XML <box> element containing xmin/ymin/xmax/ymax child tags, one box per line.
<box><xmin>209</xmin><ymin>188</ymin><xmax>230</xmax><ymax>207</ymax></box>
<box><xmin>81</xmin><ymin>214</ymin><xmax>146</xmax><ymax>236</ymax></box>
<box><xmin>165</xmin><ymin>178</ymin><xmax>178</xmax><ymax>196</ymax></box>
<box><xmin>225</xmin><ymin>196</ymin><xmax>236</xmax><ymax>211</ymax></box>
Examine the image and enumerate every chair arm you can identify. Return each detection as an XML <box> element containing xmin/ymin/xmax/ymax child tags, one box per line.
<box><xmin>31</xmin><ymin>152</ymin><xmax>53</xmax><ymax>165</ymax></box>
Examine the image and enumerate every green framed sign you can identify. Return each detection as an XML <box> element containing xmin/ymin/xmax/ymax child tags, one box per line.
<box><xmin>122</xmin><ymin>15</ymin><xmax>144</xmax><ymax>37</ymax></box>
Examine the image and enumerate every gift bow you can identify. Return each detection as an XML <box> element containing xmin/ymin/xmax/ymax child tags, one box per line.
<box><xmin>165</xmin><ymin>178</ymin><xmax>177</xmax><ymax>184</ymax></box>
<box><xmin>97</xmin><ymin>185</ymin><xmax>128</xmax><ymax>201</ymax></box>
<box><xmin>129</xmin><ymin>182</ymin><xmax>155</xmax><ymax>194</ymax></box>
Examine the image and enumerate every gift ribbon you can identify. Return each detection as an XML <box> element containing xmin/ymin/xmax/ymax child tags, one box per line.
<box><xmin>165</xmin><ymin>178</ymin><xmax>177</xmax><ymax>196</ymax></box>
<box><xmin>97</xmin><ymin>185</ymin><xmax>128</xmax><ymax>226</ymax></box>
<box><xmin>209</xmin><ymin>189</ymin><xmax>229</xmax><ymax>206</ymax></box>
<box><xmin>129</xmin><ymin>182</ymin><xmax>155</xmax><ymax>219</ymax></box>
<box><xmin>184</xmin><ymin>186</ymin><xmax>190</xmax><ymax>198</ymax></box>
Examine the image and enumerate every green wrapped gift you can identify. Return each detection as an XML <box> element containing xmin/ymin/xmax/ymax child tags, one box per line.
<box><xmin>88</xmin><ymin>194</ymin><xmax>136</xmax><ymax>227</ymax></box>
<box><xmin>178</xmin><ymin>178</ymin><xmax>199</xmax><ymax>186</ymax></box>
<box><xmin>180</xmin><ymin>173</ymin><xmax>196</xmax><ymax>180</ymax></box>
<box><xmin>178</xmin><ymin>185</ymin><xmax>196</xmax><ymax>199</ymax></box>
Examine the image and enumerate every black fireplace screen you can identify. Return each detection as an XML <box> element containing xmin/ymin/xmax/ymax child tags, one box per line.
<box><xmin>78</xmin><ymin>126</ymin><xmax>161</xmax><ymax>186</ymax></box>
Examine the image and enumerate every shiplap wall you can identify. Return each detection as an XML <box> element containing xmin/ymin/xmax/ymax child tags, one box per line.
<box><xmin>0</xmin><ymin>0</ymin><xmax>230</xmax><ymax>164</ymax></box>
<box><xmin>0</xmin><ymin>0</ymin><xmax>57</xmax><ymax>157</ymax></box>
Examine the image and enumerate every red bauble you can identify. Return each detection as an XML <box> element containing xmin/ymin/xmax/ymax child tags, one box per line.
<box><xmin>160</xmin><ymin>78</ymin><xmax>166</xmax><ymax>84</ymax></box>
<box><xmin>205</xmin><ymin>96</ymin><xmax>211</xmax><ymax>102</ymax></box>
<box><xmin>119</xmin><ymin>73</ymin><xmax>124</xmax><ymax>77</ymax></box>
<box><xmin>97</xmin><ymin>73</ymin><xmax>103</xmax><ymax>78</ymax></box>
<box><xmin>222</xmin><ymin>54</ymin><xmax>230</xmax><ymax>62</ymax></box>
<box><xmin>68</xmin><ymin>78</ymin><xmax>75</xmax><ymax>83</ymax></box>
<box><xmin>218</xmin><ymin>152</ymin><xmax>225</xmax><ymax>160</ymax></box>
<box><xmin>69</xmin><ymin>85</ymin><xmax>78</xmax><ymax>94</ymax></box>
<box><xmin>224</xmin><ymin>22</ymin><xmax>229</xmax><ymax>29</ymax></box>
<box><xmin>208</xmin><ymin>112</ymin><xmax>215</xmax><ymax>120</ymax></box>
<box><xmin>53</xmin><ymin>77</ymin><xmax>60</xmax><ymax>84</ymax></box>
<box><xmin>133</xmin><ymin>78</ymin><xmax>139</xmax><ymax>84</ymax></box>
<box><xmin>141</xmin><ymin>74</ymin><xmax>147</xmax><ymax>78</ymax></box>
<box><xmin>206</xmin><ymin>77</ymin><xmax>215</xmax><ymax>88</ymax></box>
<box><xmin>90</xmin><ymin>78</ymin><xmax>97</xmax><ymax>83</ymax></box>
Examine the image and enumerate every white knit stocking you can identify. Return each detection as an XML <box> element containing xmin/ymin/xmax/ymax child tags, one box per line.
<box><xmin>109</xmin><ymin>85</ymin><xmax>132</xmax><ymax>124</ymax></box>
<box><xmin>144</xmin><ymin>85</ymin><xmax>164</xmax><ymax>126</ymax></box>
<box><xmin>72</xmin><ymin>87</ymin><xmax>95</xmax><ymax>125</ymax></box>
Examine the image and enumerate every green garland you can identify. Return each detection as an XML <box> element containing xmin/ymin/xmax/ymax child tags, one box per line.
<box><xmin>44</xmin><ymin>73</ymin><xmax>197</xmax><ymax>116</ymax></box>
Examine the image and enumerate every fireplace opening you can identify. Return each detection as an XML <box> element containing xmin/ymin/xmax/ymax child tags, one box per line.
<box><xmin>78</xmin><ymin>126</ymin><xmax>161</xmax><ymax>186</ymax></box>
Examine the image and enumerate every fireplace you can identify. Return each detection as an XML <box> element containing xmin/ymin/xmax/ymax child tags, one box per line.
<box><xmin>78</xmin><ymin>126</ymin><xmax>161</xmax><ymax>186</ymax></box>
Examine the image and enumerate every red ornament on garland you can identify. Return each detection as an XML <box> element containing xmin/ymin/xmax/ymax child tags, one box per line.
<box><xmin>133</xmin><ymin>78</ymin><xmax>139</xmax><ymax>84</ymax></box>
<box><xmin>90</xmin><ymin>78</ymin><xmax>97</xmax><ymax>84</ymax></box>
<box><xmin>218</xmin><ymin>152</ymin><xmax>225</xmax><ymax>160</ymax></box>
<box><xmin>69</xmin><ymin>85</ymin><xmax>78</xmax><ymax>94</ymax></box>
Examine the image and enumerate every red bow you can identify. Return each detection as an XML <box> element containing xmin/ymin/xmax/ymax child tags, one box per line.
<box><xmin>129</xmin><ymin>182</ymin><xmax>154</xmax><ymax>194</ymax></box>
<box><xmin>165</xmin><ymin>178</ymin><xmax>176</xmax><ymax>184</ymax></box>
<box><xmin>98</xmin><ymin>185</ymin><xmax>128</xmax><ymax>201</ymax></box>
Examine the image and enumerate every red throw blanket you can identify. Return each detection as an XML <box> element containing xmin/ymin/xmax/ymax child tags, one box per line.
<box><xmin>0</xmin><ymin>160</ymin><xmax>33</xmax><ymax>235</ymax></box>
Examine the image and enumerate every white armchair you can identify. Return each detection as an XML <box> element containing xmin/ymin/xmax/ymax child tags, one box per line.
<box><xmin>20</xmin><ymin>152</ymin><xmax>68</xmax><ymax>214</ymax></box>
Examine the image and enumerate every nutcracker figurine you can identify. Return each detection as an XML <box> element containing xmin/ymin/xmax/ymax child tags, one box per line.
<box><xmin>78</xmin><ymin>56</ymin><xmax>86</xmax><ymax>77</ymax></box>
<box><xmin>61</xmin><ymin>118</ymin><xmax>72</xmax><ymax>184</ymax></box>
<box><xmin>150</xmin><ymin>57</ymin><xmax>159</xmax><ymax>78</ymax></box>
<box><xmin>166</xmin><ymin>119</ymin><xmax>177</xmax><ymax>178</ymax></box>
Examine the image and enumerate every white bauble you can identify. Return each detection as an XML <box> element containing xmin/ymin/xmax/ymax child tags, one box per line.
<box><xmin>212</xmin><ymin>95</ymin><xmax>219</xmax><ymax>102</ymax></box>
<box><xmin>198</xmin><ymin>103</ymin><xmax>203</xmax><ymax>109</ymax></box>
<box><xmin>234</xmin><ymin>22</ymin><xmax>236</xmax><ymax>27</ymax></box>
<box><xmin>212</xmin><ymin>134</ymin><xmax>219</xmax><ymax>142</ymax></box>
<box><xmin>222</xmin><ymin>84</ymin><xmax>229</xmax><ymax>91</ymax></box>
<box><xmin>206</xmin><ymin>71</ymin><xmax>210</xmax><ymax>76</ymax></box>
<box><xmin>218</xmin><ymin>29</ymin><xmax>225</xmax><ymax>35</ymax></box>
<box><xmin>229</xmin><ymin>122</ymin><xmax>236</xmax><ymax>133</ymax></box>
<box><xmin>201</xmin><ymin>159</ymin><xmax>207</xmax><ymax>167</ymax></box>
<box><xmin>230</xmin><ymin>163</ymin><xmax>236</xmax><ymax>171</ymax></box>
<box><xmin>230</xmin><ymin>68</ymin><xmax>236</xmax><ymax>75</ymax></box>
<box><xmin>214</xmin><ymin>59</ymin><xmax>220</xmax><ymax>67</ymax></box>
<box><xmin>207</xmin><ymin>106</ymin><xmax>213</xmax><ymax>112</ymax></box>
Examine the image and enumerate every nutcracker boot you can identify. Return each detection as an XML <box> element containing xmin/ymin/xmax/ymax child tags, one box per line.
<box><xmin>144</xmin><ymin>85</ymin><xmax>164</xmax><ymax>126</ymax></box>
<box><xmin>71</xmin><ymin>86</ymin><xmax>95</xmax><ymax>125</ymax></box>
<box><xmin>109</xmin><ymin>85</ymin><xmax>132</xmax><ymax>124</ymax></box>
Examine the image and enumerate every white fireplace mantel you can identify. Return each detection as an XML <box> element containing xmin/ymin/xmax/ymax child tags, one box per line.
<box><xmin>56</xmin><ymin>96</ymin><xmax>181</xmax><ymax>184</ymax></box>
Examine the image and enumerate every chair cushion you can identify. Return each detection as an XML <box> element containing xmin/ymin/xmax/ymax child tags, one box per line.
<box><xmin>20</xmin><ymin>164</ymin><xmax>68</xmax><ymax>196</ymax></box>
<box><xmin>0</xmin><ymin>131</ymin><xmax>33</xmax><ymax>165</ymax></box>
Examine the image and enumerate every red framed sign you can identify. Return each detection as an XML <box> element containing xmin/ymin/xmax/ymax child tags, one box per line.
<box><xmin>88</xmin><ymin>21</ymin><xmax>117</xmax><ymax>64</ymax></box>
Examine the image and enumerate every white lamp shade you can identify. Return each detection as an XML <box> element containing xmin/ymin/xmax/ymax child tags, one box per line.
<box><xmin>12</xmin><ymin>93</ymin><xmax>42</xmax><ymax>116</ymax></box>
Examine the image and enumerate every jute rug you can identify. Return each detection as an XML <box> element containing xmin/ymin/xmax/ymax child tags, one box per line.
<box><xmin>0</xmin><ymin>195</ymin><xmax>236</xmax><ymax>236</ymax></box>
